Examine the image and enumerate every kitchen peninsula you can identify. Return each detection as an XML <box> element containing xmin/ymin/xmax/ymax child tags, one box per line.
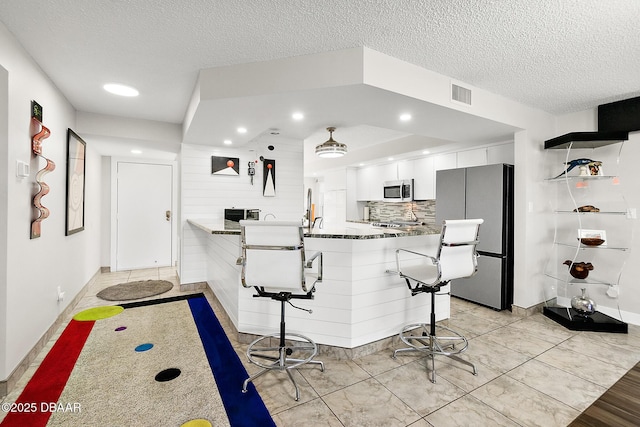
<box><xmin>186</xmin><ymin>219</ymin><xmax>447</xmax><ymax>355</ymax></box>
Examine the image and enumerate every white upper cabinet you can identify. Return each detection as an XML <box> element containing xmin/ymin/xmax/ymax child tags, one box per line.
<box><xmin>397</xmin><ymin>160</ymin><xmax>414</xmax><ymax>180</ymax></box>
<box><xmin>379</xmin><ymin>163</ymin><xmax>398</xmax><ymax>181</ymax></box>
<box><xmin>434</xmin><ymin>152</ymin><xmax>457</xmax><ymax>172</ymax></box>
<box><xmin>487</xmin><ymin>143</ymin><xmax>514</xmax><ymax>164</ymax></box>
<box><xmin>352</xmin><ymin>143</ymin><xmax>513</xmax><ymax>202</ymax></box>
<box><xmin>412</xmin><ymin>156</ymin><xmax>435</xmax><ymax>200</ymax></box>
<box><xmin>457</xmin><ymin>148</ymin><xmax>488</xmax><ymax>168</ymax></box>
<box><xmin>356</xmin><ymin>167</ymin><xmax>375</xmax><ymax>200</ymax></box>
<box><xmin>323</xmin><ymin>169</ymin><xmax>347</xmax><ymax>191</ymax></box>
<box><xmin>370</xmin><ymin>163</ymin><xmax>397</xmax><ymax>200</ymax></box>
<box><xmin>356</xmin><ymin>163</ymin><xmax>397</xmax><ymax>201</ymax></box>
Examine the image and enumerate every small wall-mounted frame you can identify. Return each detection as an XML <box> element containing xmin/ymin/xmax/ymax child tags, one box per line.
<box><xmin>31</xmin><ymin>100</ymin><xmax>43</xmax><ymax>122</ymax></box>
<box><xmin>212</xmin><ymin>156</ymin><xmax>240</xmax><ymax>176</ymax></box>
<box><xmin>65</xmin><ymin>129</ymin><xmax>86</xmax><ymax>235</ymax></box>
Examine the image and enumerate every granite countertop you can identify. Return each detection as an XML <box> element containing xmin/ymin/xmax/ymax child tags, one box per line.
<box><xmin>187</xmin><ymin>219</ymin><xmax>440</xmax><ymax>239</ymax></box>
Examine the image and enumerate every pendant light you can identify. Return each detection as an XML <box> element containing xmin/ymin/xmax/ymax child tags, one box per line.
<box><xmin>315</xmin><ymin>127</ymin><xmax>347</xmax><ymax>158</ymax></box>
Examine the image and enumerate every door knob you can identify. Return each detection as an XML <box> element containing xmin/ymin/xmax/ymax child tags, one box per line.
<box><xmin>166</xmin><ymin>210</ymin><xmax>171</xmax><ymax>221</ymax></box>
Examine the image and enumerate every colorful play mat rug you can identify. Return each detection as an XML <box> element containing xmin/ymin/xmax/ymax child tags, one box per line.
<box><xmin>0</xmin><ymin>293</ymin><xmax>275</xmax><ymax>427</ymax></box>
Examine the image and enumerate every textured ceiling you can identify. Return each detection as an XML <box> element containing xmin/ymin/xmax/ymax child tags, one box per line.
<box><xmin>1</xmin><ymin>0</ymin><xmax>639</xmax><ymax>126</ymax></box>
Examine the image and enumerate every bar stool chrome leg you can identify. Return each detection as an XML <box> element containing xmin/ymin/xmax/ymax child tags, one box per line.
<box><xmin>242</xmin><ymin>332</ymin><xmax>324</xmax><ymax>401</ymax></box>
<box><xmin>392</xmin><ymin>291</ymin><xmax>477</xmax><ymax>383</ymax></box>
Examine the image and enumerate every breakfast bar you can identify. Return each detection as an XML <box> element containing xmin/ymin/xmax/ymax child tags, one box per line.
<box><xmin>185</xmin><ymin>219</ymin><xmax>447</xmax><ymax>354</ymax></box>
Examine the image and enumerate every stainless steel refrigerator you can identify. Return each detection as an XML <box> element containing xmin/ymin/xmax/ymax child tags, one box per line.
<box><xmin>435</xmin><ymin>164</ymin><xmax>514</xmax><ymax>310</ymax></box>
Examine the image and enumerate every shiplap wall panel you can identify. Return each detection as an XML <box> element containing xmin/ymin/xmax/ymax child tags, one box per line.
<box><xmin>180</xmin><ymin>139</ymin><xmax>304</xmax><ymax>283</ymax></box>
<box><xmin>187</xmin><ymin>222</ymin><xmax>450</xmax><ymax>348</ymax></box>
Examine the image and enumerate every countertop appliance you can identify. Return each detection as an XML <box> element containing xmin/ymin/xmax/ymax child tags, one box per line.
<box><xmin>383</xmin><ymin>179</ymin><xmax>413</xmax><ymax>202</ymax></box>
<box><xmin>436</xmin><ymin>164</ymin><xmax>514</xmax><ymax>310</ymax></box>
<box><xmin>224</xmin><ymin>208</ymin><xmax>260</xmax><ymax>222</ymax></box>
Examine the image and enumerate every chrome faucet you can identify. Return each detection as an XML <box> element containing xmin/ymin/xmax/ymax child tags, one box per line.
<box><xmin>312</xmin><ymin>216</ymin><xmax>323</xmax><ymax>229</ymax></box>
<box><xmin>263</xmin><ymin>213</ymin><xmax>276</xmax><ymax>220</ymax></box>
<box><xmin>305</xmin><ymin>188</ymin><xmax>312</xmax><ymax>231</ymax></box>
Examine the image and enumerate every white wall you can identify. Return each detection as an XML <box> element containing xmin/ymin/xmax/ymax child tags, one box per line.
<box><xmin>0</xmin><ymin>64</ymin><xmax>8</xmax><ymax>383</ymax></box>
<box><xmin>512</xmin><ymin>129</ymin><xmax>550</xmax><ymax>309</ymax></box>
<box><xmin>100</xmin><ymin>156</ymin><xmax>111</xmax><ymax>267</ymax></box>
<box><xmin>0</xmin><ymin>22</ymin><xmax>102</xmax><ymax>381</ymax></box>
<box><xmin>179</xmin><ymin>136</ymin><xmax>304</xmax><ymax>283</ymax></box>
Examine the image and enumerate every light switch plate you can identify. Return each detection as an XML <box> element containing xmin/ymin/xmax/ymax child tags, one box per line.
<box><xmin>16</xmin><ymin>160</ymin><xmax>30</xmax><ymax>178</ymax></box>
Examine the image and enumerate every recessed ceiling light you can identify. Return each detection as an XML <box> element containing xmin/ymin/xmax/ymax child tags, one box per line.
<box><xmin>131</xmin><ymin>149</ymin><xmax>142</xmax><ymax>154</ymax></box>
<box><xmin>104</xmin><ymin>83</ymin><xmax>139</xmax><ymax>97</ymax></box>
<box><xmin>223</xmin><ymin>140</ymin><xmax>232</xmax><ymax>145</ymax></box>
<box><xmin>388</xmin><ymin>157</ymin><xmax>394</xmax><ymax>161</ymax></box>
<box><xmin>399</xmin><ymin>113</ymin><xmax>412</xmax><ymax>121</ymax></box>
<box><xmin>422</xmin><ymin>150</ymin><xmax>430</xmax><ymax>155</ymax></box>
<box><xmin>237</xmin><ymin>127</ymin><xmax>247</xmax><ymax>134</ymax></box>
<box><xmin>292</xmin><ymin>112</ymin><xmax>304</xmax><ymax>120</ymax></box>
<box><xmin>359</xmin><ymin>163</ymin><xmax>365</xmax><ymax>166</ymax></box>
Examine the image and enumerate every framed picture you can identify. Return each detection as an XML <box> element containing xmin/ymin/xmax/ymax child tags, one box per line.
<box><xmin>211</xmin><ymin>156</ymin><xmax>240</xmax><ymax>175</ymax></box>
<box><xmin>65</xmin><ymin>129</ymin><xmax>86</xmax><ymax>235</ymax></box>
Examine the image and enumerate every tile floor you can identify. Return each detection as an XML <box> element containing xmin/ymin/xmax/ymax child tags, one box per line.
<box><xmin>3</xmin><ymin>267</ymin><xmax>640</xmax><ymax>427</ymax></box>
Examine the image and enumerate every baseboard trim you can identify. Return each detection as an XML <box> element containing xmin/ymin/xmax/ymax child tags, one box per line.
<box><xmin>0</xmin><ymin>268</ymin><xmax>101</xmax><ymax>398</ymax></box>
<box><xmin>180</xmin><ymin>281</ymin><xmax>208</xmax><ymax>292</ymax></box>
<box><xmin>511</xmin><ymin>301</ymin><xmax>546</xmax><ymax>317</ymax></box>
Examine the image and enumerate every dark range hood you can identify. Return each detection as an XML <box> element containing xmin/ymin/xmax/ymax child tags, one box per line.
<box><xmin>544</xmin><ymin>96</ymin><xmax>640</xmax><ymax>149</ymax></box>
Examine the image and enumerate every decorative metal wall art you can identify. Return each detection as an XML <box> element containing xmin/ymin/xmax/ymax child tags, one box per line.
<box><xmin>66</xmin><ymin>129</ymin><xmax>86</xmax><ymax>235</ymax></box>
<box><xmin>30</xmin><ymin>100</ymin><xmax>54</xmax><ymax>239</ymax></box>
<box><xmin>262</xmin><ymin>159</ymin><xmax>275</xmax><ymax>197</ymax></box>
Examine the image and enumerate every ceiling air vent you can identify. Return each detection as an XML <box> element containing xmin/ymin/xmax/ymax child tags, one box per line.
<box><xmin>451</xmin><ymin>83</ymin><xmax>472</xmax><ymax>106</ymax></box>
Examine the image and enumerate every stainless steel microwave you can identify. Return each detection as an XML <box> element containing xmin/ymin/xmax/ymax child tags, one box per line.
<box><xmin>224</xmin><ymin>208</ymin><xmax>260</xmax><ymax>222</ymax></box>
<box><xmin>383</xmin><ymin>179</ymin><xmax>413</xmax><ymax>202</ymax></box>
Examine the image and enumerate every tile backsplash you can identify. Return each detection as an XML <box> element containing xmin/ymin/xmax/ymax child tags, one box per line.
<box><xmin>366</xmin><ymin>200</ymin><xmax>436</xmax><ymax>224</ymax></box>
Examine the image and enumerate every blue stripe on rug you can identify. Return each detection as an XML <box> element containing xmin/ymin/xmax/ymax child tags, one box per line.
<box><xmin>188</xmin><ymin>296</ymin><xmax>276</xmax><ymax>427</ymax></box>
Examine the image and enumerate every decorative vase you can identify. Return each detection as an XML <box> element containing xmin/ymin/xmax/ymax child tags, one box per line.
<box><xmin>571</xmin><ymin>288</ymin><xmax>597</xmax><ymax>316</ymax></box>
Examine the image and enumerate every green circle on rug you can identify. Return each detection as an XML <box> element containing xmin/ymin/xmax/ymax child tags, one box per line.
<box><xmin>96</xmin><ymin>279</ymin><xmax>173</xmax><ymax>301</ymax></box>
<box><xmin>180</xmin><ymin>419</ymin><xmax>212</xmax><ymax>427</ymax></box>
<box><xmin>73</xmin><ymin>305</ymin><xmax>124</xmax><ymax>321</ymax></box>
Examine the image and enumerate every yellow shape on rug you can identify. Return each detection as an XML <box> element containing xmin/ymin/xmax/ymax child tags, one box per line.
<box><xmin>73</xmin><ymin>305</ymin><xmax>124</xmax><ymax>321</ymax></box>
<box><xmin>180</xmin><ymin>419</ymin><xmax>212</xmax><ymax>427</ymax></box>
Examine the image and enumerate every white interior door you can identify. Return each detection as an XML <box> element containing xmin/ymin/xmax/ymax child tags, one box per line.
<box><xmin>116</xmin><ymin>162</ymin><xmax>172</xmax><ymax>270</ymax></box>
